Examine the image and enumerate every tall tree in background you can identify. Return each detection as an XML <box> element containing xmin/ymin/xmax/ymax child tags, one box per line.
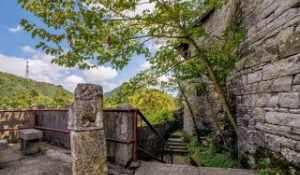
<box><xmin>18</xmin><ymin>0</ymin><xmax>241</xmax><ymax>131</ymax></box>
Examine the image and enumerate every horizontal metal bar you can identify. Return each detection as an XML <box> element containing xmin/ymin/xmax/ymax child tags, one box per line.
<box><xmin>106</xmin><ymin>138</ymin><xmax>135</xmax><ymax>144</ymax></box>
<box><xmin>0</xmin><ymin>109</ymin><xmax>68</xmax><ymax>112</ymax></box>
<box><xmin>0</xmin><ymin>108</ymin><xmax>139</xmax><ymax>113</ymax></box>
<box><xmin>103</xmin><ymin>108</ymin><xmax>139</xmax><ymax>113</ymax></box>
<box><xmin>34</xmin><ymin>126</ymin><xmax>70</xmax><ymax>134</ymax></box>
<box><xmin>0</xmin><ymin>127</ymin><xmax>32</xmax><ymax>132</ymax></box>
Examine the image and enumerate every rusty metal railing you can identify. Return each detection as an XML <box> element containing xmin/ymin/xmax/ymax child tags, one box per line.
<box><xmin>136</xmin><ymin>110</ymin><xmax>166</xmax><ymax>163</ymax></box>
<box><xmin>0</xmin><ymin>108</ymin><xmax>166</xmax><ymax>162</ymax></box>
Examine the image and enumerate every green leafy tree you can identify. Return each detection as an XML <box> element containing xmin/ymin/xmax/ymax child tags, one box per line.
<box><xmin>129</xmin><ymin>88</ymin><xmax>177</xmax><ymax>124</ymax></box>
<box><xmin>104</xmin><ymin>74</ymin><xmax>177</xmax><ymax>124</ymax></box>
<box><xmin>18</xmin><ymin>0</ymin><xmax>242</xmax><ymax>131</ymax></box>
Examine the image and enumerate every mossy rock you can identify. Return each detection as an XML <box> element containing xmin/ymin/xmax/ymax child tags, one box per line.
<box><xmin>241</xmin><ymin>147</ymin><xmax>300</xmax><ymax>175</ymax></box>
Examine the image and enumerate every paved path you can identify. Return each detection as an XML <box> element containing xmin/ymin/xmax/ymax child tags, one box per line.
<box><xmin>135</xmin><ymin>161</ymin><xmax>256</xmax><ymax>175</ymax></box>
<box><xmin>0</xmin><ymin>143</ymin><xmax>72</xmax><ymax>175</ymax></box>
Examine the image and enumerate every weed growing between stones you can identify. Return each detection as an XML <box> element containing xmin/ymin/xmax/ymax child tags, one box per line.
<box><xmin>186</xmin><ymin>136</ymin><xmax>239</xmax><ymax>168</ymax></box>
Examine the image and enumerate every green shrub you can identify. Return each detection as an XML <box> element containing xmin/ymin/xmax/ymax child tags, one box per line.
<box><xmin>187</xmin><ymin>137</ymin><xmax>238</xmax><ymax>168</ymax></box>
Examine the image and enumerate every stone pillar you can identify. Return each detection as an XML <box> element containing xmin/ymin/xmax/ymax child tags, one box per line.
<box><xmin>104</xmin><ymin>104</ymin><xmax>135</xmax><ymax>166</ymax></box>
<box><xmin>115</xmin><ymin>105</ymin><xmax>135</xmax><ymax>165</ymax></box>
<box><xmin>68</xmin><ymin>84</ymin><xmax>108</xmax><ymax>175</ymax></box>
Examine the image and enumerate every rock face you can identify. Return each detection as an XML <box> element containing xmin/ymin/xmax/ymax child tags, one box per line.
<box><xmin>68</xmin><ymin>84</ymin><xmax>108</xmax><ymax>175</ymax></box>
<box><xmin>183</xmin><ymin>79</ymin><xmax>223</xmax><ymax>136</ymax></box>
<box><xmin>183</xmin><ymin>0</ymin><xmax>239</xmax><ymax>136</ymax></box>
<box><xmin>226</xmin><ymin>0</ymin><xmax>300</xmax><ymax>168</ymax></box>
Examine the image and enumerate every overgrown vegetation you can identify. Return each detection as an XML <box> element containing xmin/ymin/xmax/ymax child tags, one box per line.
<box><xmin>105</xmin><ymin>81</ymin><xmax>178</xmax><ymax>124</ymax></box>
<box><xmin>0</xmin><ymin>71</ymin><xmax>72</xmax><ymax>109</ymax></box>
<box><xmin>251</xmin><ymin>148</ymin><xmax>299</xmax><ymax>175</ymax></box>
<box><xmin>17</xmin><ymin>0</ymin><xmax>250</xmax><ymax>169</ymax></box>
<box><xmin>257</xmin><ymin>158</ymin><xmax>279</xmax><ymax>175</ymax></box>
<box><xmin>17</xmin><ymin>0</ymin><xmax>242</xmax><ymax>130</ymax></box>
<box><xmin>187</xmin><ymin>136</ymin><xmax>239</xmax><ymax>168</ymax></box>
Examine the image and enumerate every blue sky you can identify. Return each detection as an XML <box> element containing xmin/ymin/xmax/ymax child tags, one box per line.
<box><xmin>0</xmin><ymin>0</ymin><xmax>152</xmax><ymax>92</ymax></box>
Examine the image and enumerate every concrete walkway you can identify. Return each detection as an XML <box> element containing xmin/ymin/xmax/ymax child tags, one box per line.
<box><xmin>135</xmin><ymin>161</ymin><xmax>256</xmax><ymax>175</ymax></box>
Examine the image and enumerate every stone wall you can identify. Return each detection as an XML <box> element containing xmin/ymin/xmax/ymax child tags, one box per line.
<box><xmin>226</xmin><ymin>0</ymin><xmax>300</xmax><ymax>167</ymax></box>
<box><xmin>182</xmin><ymin>0</ymin><xmax>300</xmax><ymax>169</ymax></box>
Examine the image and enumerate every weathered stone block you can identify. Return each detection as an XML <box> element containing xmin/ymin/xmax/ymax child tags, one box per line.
<box><xmin>294</xmin><ymin>74</ymin><xmax>300</xmax><ymax>85</ymax></box>
<box><xmin>256</xmin><ymin>123</ymin><xmax>292</xmax><ymax>136</ymax></box>
<box><xmin>289</xmin><ymin>109</ymin><xmax>300</xmax><ymax>114</ymax></box>
<box><xmin>71</xmin><ymin>130</ymin><xmax>108</xmax><ymax>175</ymax></box>
<box><xmin>268</xmin><ymin>95</ymin><xmax>279</xmax><ymax>108</ymax></box>
<box><xmin>257</xmin><ymin>80</ymin><xmax>273</xmax><ymax>93</ymax></box>
<box><xmin>243</xmin><ymin>95</ymin><xmax>257</xmax><ymax>107</ymax></box>
<box><xmin>248</xmin><ymin>71</ymin><xmax>263</xmax><ymax>84</ymax></box>
<box><xmin>68</xmin><ymin>84</ymin><xmax>104</xmax><ymax>130</ymax></box>
<box><xmin>20</xmin><ymin>129</ymin><xmax>43</xmax><ymax>155</ymax></box>
<box><xmin>69</xmin><ymin>84</ymin><xmax>108</xmax><ymax>175</ymax></box>
<box><xmin>265</xmin><ymin>134</ymin><xmax>281</xmax><ymax>152</ymax></box>
<box><xmin>254</xmin><ymin>108</ymin><xmax>266</xmax><ymax>122</ymax></box>
<box><xmin>293</xmin><ymin>85</ymin><xmax>300</xmax><ymax>92</ymax></box>
<box><xmin>265</xmin><ymin>112</ymin><xmax>300</xmax><ymax>127</ymax></box>
<box><xmin>263</xmin><ymin>56</ymin><xmax>300</xmax><ymax>80</ymax></box>
<box><xmin>114</xmin><ymin>105</ymin><xmax>134</xmax><ymax>166</ymax></box>
<box><xmin>279</xmin><ymin>31</ymin><xmax>300</xmax><ymax>58</ymax></box>
<box><xmin>256</xmin><ymin>94</ymin><xmax>270</xmax><ymax>107</ymax></box>
<box><xmin>281</xmin><ymin>148</ymin><xmax>300</xmax><ymax>164</ymax></box>
<box><xmin>20</xmin><ymin>129</ymin><xmax>43</xmax><ymax>141</ymax></box>
<box><xmin>278</xmin><ymin>92</ymin><xmax>300</xmax><ymax>108</ymax></box>
<box><xmin>256</xmin><ymin>94</ymin><xmax>278</xmax><ymax>108</ymax></box>
<box><xmin>271</xmin><ymin>76</ymin><xmax>293</xmax><ymax>92</ymax></box>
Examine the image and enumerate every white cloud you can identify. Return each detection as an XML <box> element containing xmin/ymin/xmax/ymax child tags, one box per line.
<box><xmin>83</xmin><ymin>66</ymin><xmax>118</xmax><ymax>82</ymax></box>
<box><xmin>8</xmin><ymin>25</ymin><xmax>22</xmax><ymax>33</ymax></box>
<box><xmin>140</xmin><ymin>61</ymin><xmax>151</xmax><ymax>70</ymax></box>
<box><xmin>158</xmin><ymin>75</ymin><xmax>170</xmax><ymax>82</ymax></box>
<box><xmin>0</xmin><ymin>51</ymin><xmax>120</xmax><ymax>93</ymax></box>
<box><xmin>101</xmin><ymin>81</ymin><xmax>118</xmax><ymax>92</ymax></box>
<box><xmin>21</xmin><ymin>45</ymin><xmax>38</xmax><ymax>54</ymax></box>
<box><xmin>0</xmin><ymin>53</ymin><xmax>69</xmax><ymax>88</ymax></box>
<box><xmin>62</xmin><ymin>75</ymin><xmax>86</xmax><ymax>92</ymax></box>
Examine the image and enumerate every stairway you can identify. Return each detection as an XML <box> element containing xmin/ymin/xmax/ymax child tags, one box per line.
<box><xmin>164</xmin><ymin>132</ymin><xmax>188</xmax><ymax>157</ymax></box>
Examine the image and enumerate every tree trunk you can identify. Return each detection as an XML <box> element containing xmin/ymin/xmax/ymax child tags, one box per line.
<box><xmin>175</xmin><ymin>77</ymin><xmax>201</xmax><ymax>139</ymax></box>
<box><xmin>188</xmin><ymin>37</ymin><xmax>238</xmax><ymax>134</ymax></box>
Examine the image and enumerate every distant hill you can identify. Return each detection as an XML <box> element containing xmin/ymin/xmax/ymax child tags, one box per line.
<box><xmin>104</xmin><ymin>86</ymin><xmax>121</xmax><ymax>97</ymax></box>
<box><xmin>0</xmin><ymin>71</ymin><xmax>73</xmax><ymax>109</ymax></box>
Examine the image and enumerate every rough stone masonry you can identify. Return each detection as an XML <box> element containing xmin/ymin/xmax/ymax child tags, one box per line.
<box><xmin>183</xmin><ymin>0</ymin><xmax>300</xmax><ymax>169</ymax></box>
<box><xmin>68</xmin><ymin>84</ymin><xmax>108</xmax><ymax>175</ymax></box>
<box><xmin>226</xmin><ymin>0</ymin><xmax>300</xmax><ymax>167</ymax></box>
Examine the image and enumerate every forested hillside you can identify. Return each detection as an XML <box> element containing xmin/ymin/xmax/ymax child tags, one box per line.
<box><xmin>105</xmin><ymin>83</ymin><xmax>178</xmax><ymax>124</ymax></box>
<box><xmin>0</xmin><ymin>71</ymin><xmax>72</xmax><ymax>109</ymax></box>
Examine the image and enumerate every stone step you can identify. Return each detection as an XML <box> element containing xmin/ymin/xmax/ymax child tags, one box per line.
<box><xmin>167</xmin><ymin>138</ymin><xmax>185</xmax><ymax>143</ymax></box>
<box><xmin>165</xmin><ymin>145</ymin><xmax>187</xmax><ymax>150</ymax></box>
<box><xmin>166</xmin><ymin>141</ymin><xmax>187</xmax><ymax>146</ymax></box>
<box><xmin>164</xmin><ymin>148</ymin><xmax>188</xmax><ymax>154</ymax></box>
<box><xmin>169</xmin><ymin>134</ymin><xmax>182</xmax><ymax>139</ymax></box>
